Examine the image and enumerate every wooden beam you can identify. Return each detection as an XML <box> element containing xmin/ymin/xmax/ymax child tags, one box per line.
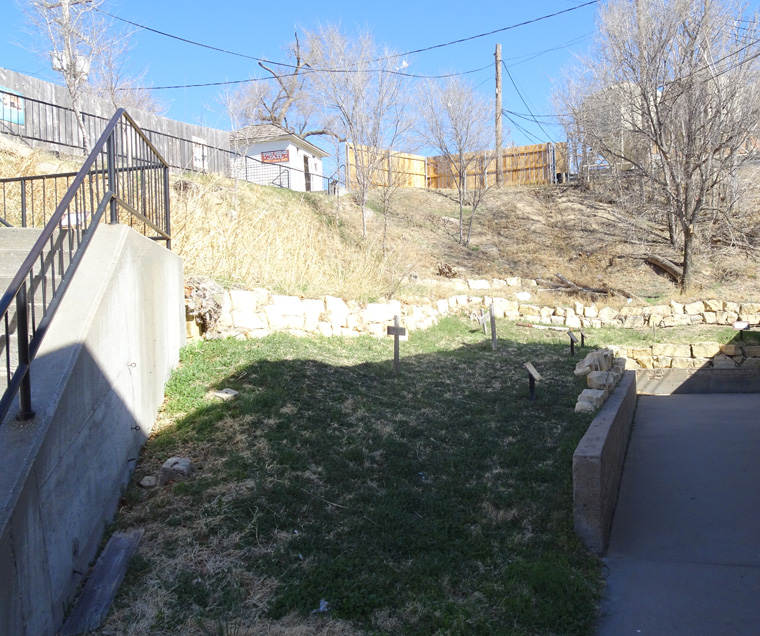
<box><xmin>60</xmin><ymin>529</ymin><xmax>144</xmax><ymax>636</ymax></box>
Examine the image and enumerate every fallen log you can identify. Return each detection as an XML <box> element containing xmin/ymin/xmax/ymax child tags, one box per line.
<box><xmin>538</xmin><ymin>275</ymin><xmax>639</xmax><ymax>301</ymax></box>
<box><xmin>646</xmin><ymin>255</ymin><xmax>683</xmax><ymax>282</ymax></box>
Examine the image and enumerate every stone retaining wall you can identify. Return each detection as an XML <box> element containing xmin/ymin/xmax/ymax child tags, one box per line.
<box><xmin>573</xmin><ymin>350</ymin><xmax>626</xmax><ymax>412</ymax></box>
<box><xmin>608</xmin><ymin>341</ymin><xmax>760</xmax><ymax>370</ymax></box>
<box><xmin>185</xmin><ymin>282</ymin><xmax>758</xmax><ymax>342</ymax></box>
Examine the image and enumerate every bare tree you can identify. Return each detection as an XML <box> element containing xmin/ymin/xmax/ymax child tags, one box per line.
<box><xmin>85</xmin><ymin>34</ymin><xmax>167</xmax><ymax>115</ymax></box>
<box><xmin>302</xmin><ymin>24</ymin><xmax>411</xmax><ymax>238</ymax></box>
<box><xmin>417</xmin><ymin>76</ymin><xmax>494</xmax><ymax>245</ymax></box>
<box><xmin>221</xmin><ymin>35</ymin><xmax>329</xmax><ymax>139</ymax></box>
<box><xmin>24</xmin><ymin>0</ymin><xmax>114</xmax><ymax>152</ymax></box>
<box><xmin>556</xmin><ymin>0</ymin><xmax>760</xmax><ymax>291</ymax></box>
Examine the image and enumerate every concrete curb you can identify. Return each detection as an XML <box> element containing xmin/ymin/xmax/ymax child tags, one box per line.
<box><xmin>636</xmin><ymin>367</ymin><xmax>760</xmax><ymax>394</ymax></box>
<box><xmin>572</xmin><ymin>371</ymin><xmax>637</xmax><ymax>555</ymax></box>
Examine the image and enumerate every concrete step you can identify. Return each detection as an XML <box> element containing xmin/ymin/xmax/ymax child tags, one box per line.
<box><xmin>0</xmin><ymin>250</ymin><xmax>39</xmax><ymax>277</ymax></box>
<box><xmin>0</xmin><ymin>228</ymin><xmax>43</xmax><ymax>251</ymax></box>
<box><xmin>1</xmin><ymin>228</ymin><xmax>68</xmax><ymax>381</ymax></box>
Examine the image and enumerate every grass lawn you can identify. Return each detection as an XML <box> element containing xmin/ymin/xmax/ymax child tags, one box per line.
<box><xmin>103</xmin><ymin>316</ymin><xmax>604</xmax><ymax>635</ymax></box>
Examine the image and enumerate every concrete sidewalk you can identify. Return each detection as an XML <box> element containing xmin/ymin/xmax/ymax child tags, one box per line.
<box><xmin>597</xmin><ymin>393</ymin><xmax>760</xmax><ymax>636</ymax></box>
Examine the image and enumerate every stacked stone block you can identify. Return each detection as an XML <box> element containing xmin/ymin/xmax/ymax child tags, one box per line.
<box><xmin>186</xmin><ymin>278</ymin><xmax>760</xmax><ymax>343</ymax></box>
<box><xmin>573</xmin><ymin>349</ymin><xmax>626</xmax><ymax>413</ymax></box>
<box><xmin>609</xmin><ymin>342</ymin><xmax>760</xmax><ymax>370</ymax></box>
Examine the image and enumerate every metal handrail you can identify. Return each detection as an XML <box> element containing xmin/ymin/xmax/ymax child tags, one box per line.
<box><xmin>1</xmin><ymin>87</ymin><xmax>338</xmax><ymax>193</ymax></box>
<box><xmin>0</xmin><ymin>108</ymin><xmax>171</xmax><ymax>424</ymax></box>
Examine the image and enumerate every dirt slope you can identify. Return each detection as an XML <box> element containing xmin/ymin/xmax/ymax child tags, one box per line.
<box><xmin>358</xmin><ymin>184</ymin><xmax>758</xmax><ymax>304</ymax></box>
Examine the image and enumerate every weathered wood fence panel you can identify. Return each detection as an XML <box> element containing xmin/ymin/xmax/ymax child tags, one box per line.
<box><xmin>426</xmin><ymin>143</ymin><xmax>567</xmax><ymax>188</ymax></box>
<box><xmin>348</xmin><ymin>141</ymin><xmax>568</xmax><ymax>191</ymax></box>
<box><xmin>0</xmin><ymin>67</ymin><xmax>230</xmax><ymax>172</ymax></box>
<box><xmin>346</xmin><ymin>144</ymin><xmax>427</xmax><ymax>189</ymax></box>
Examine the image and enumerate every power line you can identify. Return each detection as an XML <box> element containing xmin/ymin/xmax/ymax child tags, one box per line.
<box><xmin>96</xmin><ymin>3</ymin><xmax>597</xmax><ymax>90</ymax></box>
<box><xmin>100</xmin><ymin>3</ymin><xmax>598</xmax><ymax>67</ymax></box>
<box><xmin>384</xmin><ymin>0</ymin><xmax>599</xmax><ymax>59</ymax></box>
<box><xmin>96</xmin><ymin>8</ymin><xmax>280</xmax><ymax>66</ymax></box>
<box><xmin>502</xmin><ymin>111</ymin><xmax>545</xmax><ymax>145</ymax></box>
<box><xmin>502</xmin><ymin>61</ymin><xmax>556</xmax><ymax>142</ymax></box>
<box><xmin>504</xmin><ymin>108</ymin><xmax>561</xmax><ymax>120</ymax></box>
<box><xmin>135</xmin><ymin>64</ymin><xmax>493</xmax><ymax>91</ymax></box>
<box><xmin>504</xmin><ymin>33</ymin><xmax>590</xmax><ymax>67</ymax></box>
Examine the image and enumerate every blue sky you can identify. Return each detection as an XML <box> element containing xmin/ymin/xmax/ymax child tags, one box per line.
<box><xmin>1</xmin><ymin>0</ymin><xmax>604</xmax><ymax>147</ymax></box>
<box><xmin>7</xmin><ymin>0</ymin><xmax>755</xmax><ymax>149</ymax></box>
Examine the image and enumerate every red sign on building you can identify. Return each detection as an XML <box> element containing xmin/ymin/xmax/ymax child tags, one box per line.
<box><xmin>261</xmin><ymin>149</ymin><xmax>289</xmax><ymax>163</ymax></box>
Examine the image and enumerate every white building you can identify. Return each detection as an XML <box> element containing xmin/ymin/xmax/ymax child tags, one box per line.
<box><xmin>229</xmin><ymin>123</ymin><xmax>329</xmax><ymax>192</ymax></box>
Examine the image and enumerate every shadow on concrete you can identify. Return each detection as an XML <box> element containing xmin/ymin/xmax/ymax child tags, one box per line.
<box><xmin>0</xmin><ymin>343</ymin><xmax>150</xmax><ymax>636</ymax></box>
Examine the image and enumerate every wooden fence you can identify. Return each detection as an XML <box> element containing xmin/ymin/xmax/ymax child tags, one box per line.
<box><xmin>347</xmin><ymin>142</ymin><xmax>568</xmax><ymax>191</ymax></box>
<box><xmin>346</xmin><ymin>145</ymin><xmax>427</xmax><ymax>189</ymax></box>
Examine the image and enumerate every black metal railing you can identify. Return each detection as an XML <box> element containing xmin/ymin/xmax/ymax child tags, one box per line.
<box><xmin>230</xmin><ymin>153</ymin><xmax>291</xmax><ymax>189</ymax></box>
<box><xmin>1</xmin><ymin>88</ymin><xmax>337</xmax><ymax>193</ymax></box>
<box><xmin>1</xmin><ymin>172</ymin><xmax>79</xmax><ymax>229</ymax></box>
<box><xmin>0</xmin><ymin>108</ymin><xmax>170</xmax><ymax>425</ymax></box>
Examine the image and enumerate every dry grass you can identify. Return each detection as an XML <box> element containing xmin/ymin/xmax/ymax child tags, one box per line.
<box><xmin>170</xmin><ymin>175</ymin><xmax>420</xmax><ymax>301</ymax></box>
<box><xmin>2</xmin><ymin>134</ymin><xmax>759</xmax><ymax>306</ymax></box>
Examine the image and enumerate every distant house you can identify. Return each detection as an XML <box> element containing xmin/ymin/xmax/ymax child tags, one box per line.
<box><xmin>229</xmin><ymin>123</ymin><xmax>329</xmax><ymax>192</ymax></box>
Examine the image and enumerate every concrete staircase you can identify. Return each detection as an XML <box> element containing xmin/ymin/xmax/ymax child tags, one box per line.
<box><xmin>1</xmin><ymin>228</ymin><xmax>47</xmax><ymax>389</ymax></box>
<box><xmin>0</xmin><ymin>224</ymin><xmax>184</xmax><ymax>636</ymax></box>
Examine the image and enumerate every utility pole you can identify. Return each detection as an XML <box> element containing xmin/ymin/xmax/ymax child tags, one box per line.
<box><xmin>495</xmin><ymin>43</ymin><xmax>503</xmax><ymax>188</ymax></box>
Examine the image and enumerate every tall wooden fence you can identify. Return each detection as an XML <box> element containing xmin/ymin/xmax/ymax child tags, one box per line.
<box><xmin>347</xmin><ymin>142</ymin><xmax>568</xmax><ymax>190</ymax></box>
<box><xmin>346</xmin><ymin>145</ymin><xmax>427</xmax><ymax>189</ymax></box>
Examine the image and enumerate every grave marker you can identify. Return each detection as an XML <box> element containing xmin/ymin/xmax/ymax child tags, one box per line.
<box><xmin>524</xmin><ymin>362</ymin><xmax>542</xmax><ymax>401</ymax></box>
<box><xmin>387</xmin><ymin>315</ymin><xmax>407</xmax><ymax>375</ymax></box>
<box><xmin>479</xmin><ymin>308</ymin><xmax>488</xmax><ymax>335</ymax></box>
<box><xmin>567</xmin><ymin>330</ymin><xmax>579</xmax><ymax>356</ymax></box>
<box><xmin>490</xmin><ymin>303</ymin><xmax>498</xmax><ymax>351</ymax></box>
<box><xmin>734</xmin><ymin>320</ymin><xmax>750</xmax><ymax>341</ymax></box>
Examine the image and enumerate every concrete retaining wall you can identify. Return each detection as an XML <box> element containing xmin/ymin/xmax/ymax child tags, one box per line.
<box><xmin>573</xmin><ymin>371</ymin><xmax>637</xmax><ymax>555</ymax></box>
<box><xmin>0</xmin><ymin>225</ymin><xmax>184</xmax><ymax>636</ymax></box>
<box><xmin>635</xmin><ymin>367</ymin><xmax>760</xmax><ymax>394</ymax></box>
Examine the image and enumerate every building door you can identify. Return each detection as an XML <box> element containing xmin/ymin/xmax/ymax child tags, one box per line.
<box><xmin>304</xmin><ymin>155</ymin><xmax>311</xmax><ymax>192</ymax></box>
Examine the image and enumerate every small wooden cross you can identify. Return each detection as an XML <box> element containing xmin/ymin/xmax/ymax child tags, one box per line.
<box><xmin>479</xmin><ymin>309</ymin><xmax>488</xmax><ymax>335</ymax></box>
<box><xmin>489</xmin><ymin>303</ymin><xmax>498</xmax><ymax>351</ymax></box>
<box><xmin>387</xmin><ymin>315</ymin><xmax>407</xmax><ymax>374</ymax></box>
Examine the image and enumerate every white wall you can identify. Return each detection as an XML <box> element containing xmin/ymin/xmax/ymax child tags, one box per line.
<box><xmin>233</xmin><ymin>139</ymin><xmax>326</xmax><ymax>192</ymax></box>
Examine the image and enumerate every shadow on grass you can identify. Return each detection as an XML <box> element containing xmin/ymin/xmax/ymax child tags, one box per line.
<box><xmin>119</xmin><ymin>323</ymin><xmax>602</xmax><ymax>636</ymax></box>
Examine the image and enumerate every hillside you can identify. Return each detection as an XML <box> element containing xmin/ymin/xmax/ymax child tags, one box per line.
<box><xmin>372</xmin><ymin>184</ymin><xmax>759</xmax><ymax>302</ymax></box>
<box><xmin>2</xmin><ymin>136</ymin><xmax>758</xmax><ymax>305</ymax></box>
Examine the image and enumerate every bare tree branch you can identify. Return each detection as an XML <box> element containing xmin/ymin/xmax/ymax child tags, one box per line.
<box><xmin>555</xmin><ymin>0</ymin><xmax>760</xmax><ymax>291</ymax></box>
<box><xmin>416</xmin><ymin>76</ymin><xmax>494</xmax><ymax>246</ymax></box>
